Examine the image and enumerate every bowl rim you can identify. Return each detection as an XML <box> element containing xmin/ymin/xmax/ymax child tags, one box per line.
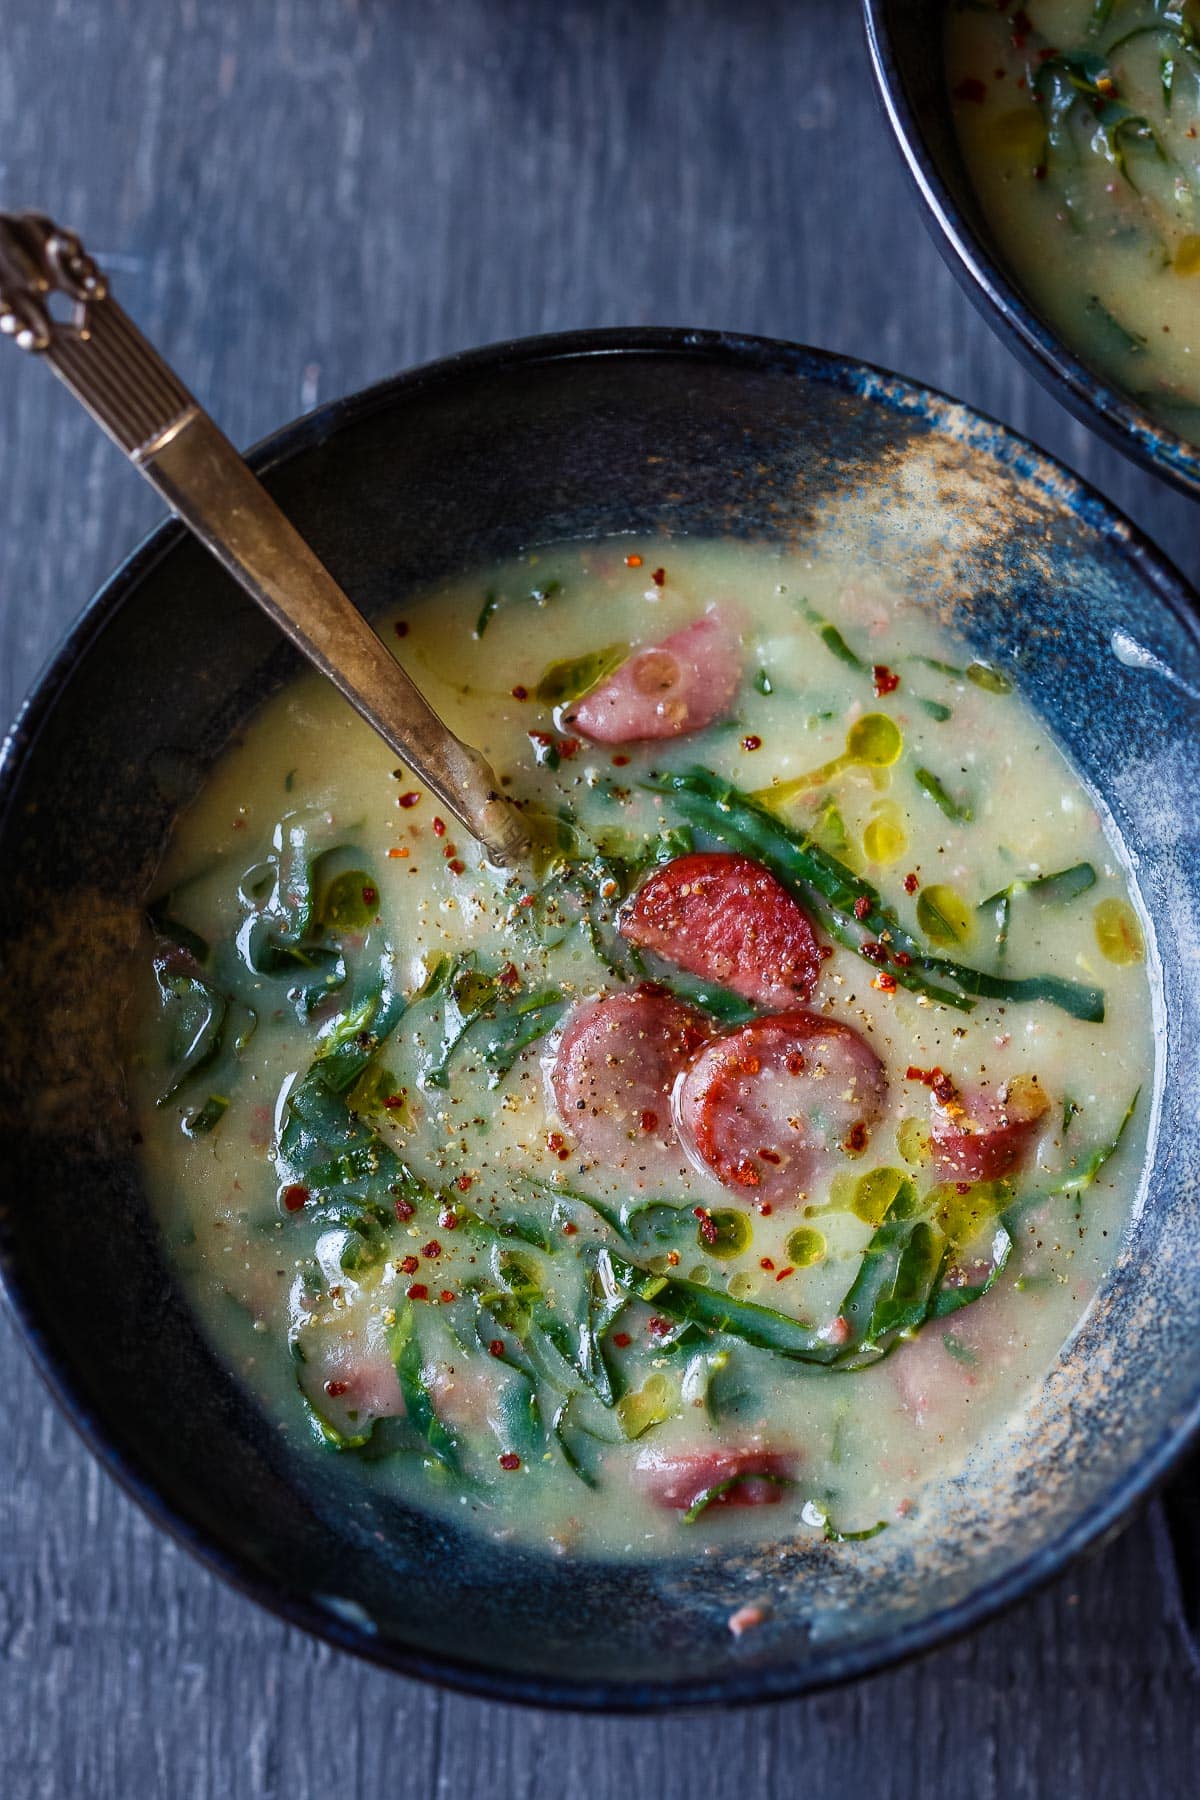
<box><xmin>2</xmin><ymin>323</ymin><xmax>1200</xmax><ymax>1712</ymax></box>
<box><xmin>861</xmin><ymin>0</ymin><xmax>1200</xmax><ymax>502</ymax></box>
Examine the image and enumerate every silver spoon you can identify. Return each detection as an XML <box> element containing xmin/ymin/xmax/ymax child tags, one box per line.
<box><xmin>0</xmin><ymin>212</ymin><xmax>530</xmax><ymax>867</ymax></box>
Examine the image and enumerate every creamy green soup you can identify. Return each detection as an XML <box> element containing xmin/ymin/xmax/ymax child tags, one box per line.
<box><xmin>946</xmin><ymin>0</ymin><xmax>1200</xmax><ymax>443</ymax></box>
<box><xmin>129</xmin><ymin>538</ymin><xmax>1152</xmax><ymax>1560</ymax></box>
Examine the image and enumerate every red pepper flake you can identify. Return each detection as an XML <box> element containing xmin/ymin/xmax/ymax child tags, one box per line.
<box><xmin>511</xmin><ymin>685</ymin><xmax>529</xmax><ymax>700</ymax></box>
<box><xmin>853</xmin><ymin>896</ymin><xmax>871</xmax><ymax>921</ymax></box>
<box><xmin>431</xmin><ymin>817</ymin><xmax>446</xmax><ymax>837</ymax></box>
<box><xmin>393</xmin><ymin>1195</ymin><xmax>416</xmax><ymax>1222</ymax></box>
<box><xmin>557</xmin><ymin>735</ymin><xmax>581</xmax><ymax>759</ymax></box>
<box><xmin>651</xmin><ymin>567</ymin><xmax>666</xmax><ymax>586</ymax></box>
<box><xmin>611</xmin><ymin>1331</ymin><xmax>632</xmax><ymax>1348</ymax></box>
<box><xmin>384</xmin><ymin>1091</ymin><xmax>408</xmax><ymax>1110</ymax></box>
<box><xmin>956</xmin><ymin>1182</ymin><xmax>972</xmax><ymax>1196</ymax></box>
<box><xmin>439</xmin><ymin>1209</ymin><xmax>461</xmax><ymax>1231</ymax></box>
<box><xmin>640</xmin><ymin>1108</ymin><xmax>659</xmax><ymax>1133</ymax></box>
<box><xmin>562</xmin><ymin>1221</ymin><xmax>579</xmax><ymax>1236</ymax></box>
<box><xmin>448</xmin><ymin>859</ymin><xmax>466</xmax><ymax>876</ymax></box>
<box><xmin>400</xmin><ymin>1255</ymin><xmax>420</xmax><ymax>1275</ymax></box>
<box><xmin>625</xmin><ymin>553</ymin><xmax>643</xmax><ymax>568</ymax></box>
<box><xmin>893</xmin><ymin>950</ymin><xmax>913</xmax><ymax>967</ymax></box>
<box><xmin>757</xmin><ymin>1147</ymin><xmax>782</xmax><ymax>1166</ymax></box>
<box><xmin>442</xmin><ymin>843</ymin><xmax>457</xmax><ymax>858</ymax></box>
<box><xmin>397</xmin><ymin>791</ymin><xmax>421</xmax><ymax>809</ymax></box>
<box><xmin>407</xmin><ymin>1283</ymin><xmax>429</xmax><ymax>1301</ymax></box>
<box><xmin>903</xmin><ymin>871</ymin><xmax>919</xmax><ymax>894</ymax></box>
<box><xmin>387</xmin><ymin>847</ymin><xmax>410</xmax><ymax>859</ymax></box>
<box><xmin>757</xmin><ymin>1202</ymin><xmax>774</xmax><ymax>1216</ymax></box>
<box><xmin>775</xmin><ymin>1266</ymin><xmax>795</xmax><ymax>1282</ymax></box>
<box><xmin>844</xmin><ymin>1122</ymin><xmax>869</xmax><ymax>1153</ymax></box>
<box><xmin>439</xmin><ymin>1290</ymin><xmax>455</xmax><ymax>1304</ymax></box>
<box><xmin>282</xmin><ymin>1184</ymin><xmax>309</xmax><ymax>1213</ymax></box>
<box><xmin>647</xmin><ymin>1316</ymin><xmax>672</xmax><ymax>1337</ymax></box>
<box><xmin>489</xmin><ymin>1339</ymin><xmax>506</xmax><ymax>1357</ymax></box>
<box><xmin>872</xmin><ymin>663</ymin><xmax>900</xmax><ymax>697</ymax></box>
<box><xmin>498</xmin><ymin>1452</ymin><xmax>522</xmax><ymax>1470</ymax></box>
<box><xmin>455</xmin><ymin>1174</ymin><xmax>473</xmax><ymax>1193</ymax></box>
<box><xmin>906</xmin><ymin>1066</ymin><xmax>957</xmax><ymax>1104</ymax></box>
<box><xmin>741</xmin><ymin>734</ymin><xmax>762</xmax><ymax>752</ymax></box>
<box><xmin>872</xmin><ymin>972</ymin><xmax>898</xmax><ymax>993</ymax></box>
<box><xmin>324</xmin><ymin>1379</ymin><xmax>349</xmax><ymax>1397</ymax></box>
<box><xmin>361</xmin><ymin>883</ymin><xmax>379</xmax><ymax>908</ymax></box>
<box><xmin>785</xmin><ymin>1052</ymin><xmax>805</xmax><ymax>1075</ymax></box>
<box><xmin>694</xmin><ymin>1208</ymin><xmax>719</xmax><ymax>1247</ymax></box>
<box><xmin>1011</xmin><ymin>8</ymin><xmax>1033</xmax><ymax>47</ymax></box>
<box><xmin>422</xmin><ymin>1240</ymin><xmax>442</xmax><ymax>1259</ymax></box>
<box><xmin>953</xmin><ymin>75</ymin><xmax>987</xmax><ymax>102</ymax></box>
<box><xmin>612</xmin><ymin>753</ymin><xmax>630</xmax><ymax>767</ymax></box>
<box><xmin>861</xmin><ymin>941</ymin><xmax>889</xmax><ymax>965</ymax></box>
<box><xmin>760</xmin><ymin>1257</ymin><xmax>776</xmax><ymax>1271</ymax></box>
<box><xmin>394</xmin><ymin>621</ymin><xmax>409</xmax><ymax>638</ymax></box>
<box><xmin>517</xmin><ymin>893</ymin><xmax>536</xmax><ymax>908</ymax></box>
<box><xmin>498</xmin><ymin>961</ymin><xmax>520</xmax><ymax>990</ymax></box>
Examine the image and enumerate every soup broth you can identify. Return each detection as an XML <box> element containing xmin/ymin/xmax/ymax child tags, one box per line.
<box><xmin>946</xmin><ymin>0</ymin><xmax>1200</xmax><ymax>445</ymax></box>
<box><xmin>129</xmin><ymin>538</ymin><xmax>1152</xmax><ymax>1558</ymax></box>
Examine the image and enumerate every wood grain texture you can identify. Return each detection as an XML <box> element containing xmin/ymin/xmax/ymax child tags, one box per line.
<box><xmin>0</xmin><ymin>2</ymin><xmax>1196</xmax><ymax>1795</ymax></box>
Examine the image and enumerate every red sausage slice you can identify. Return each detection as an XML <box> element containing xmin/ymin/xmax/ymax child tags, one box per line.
<box><xmin>619</xmin><ymin>852</ymin><xmax>822</xmax><ymax>1007</ymax></box>
<box><xmin>930</xmin><ymin>1076</ymin><xmax>1049</xmax><ymax>1183</ymax></box>
<box><xmin>564</xmin><ymin>609</ymin><xmax>739</xmax><ymax>743</ymax></box>
<box><xmin>635</xmin><ymin>1446</ymin><xmax>797</xmax><ymax>1512</ymax></box>
<box><xmin>549</xmin><ymin>985</ymin><xmax>713</xmax><ymax>1180</ymax></box>
<box><xmin>675</xmin><ymin>1011</ymin><xmax>888</xmax><ymax>1204</ymax></box>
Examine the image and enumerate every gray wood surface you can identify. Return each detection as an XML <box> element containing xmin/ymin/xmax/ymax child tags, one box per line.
<box><xmin>1</xmin><ymin>3</ymin><xmax>1196</xmax><ymax>1796</ymax></box>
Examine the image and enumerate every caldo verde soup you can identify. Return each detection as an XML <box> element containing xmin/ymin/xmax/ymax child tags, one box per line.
<box><xmin>946</xmin><ymin>0</ymin><xmax>1200</xmax><ymax>444</ymax></box>
<box><xmin>130</xmin><ymin>540</ymin><xmax>1151</xmax><ymax>1560</ymax></box>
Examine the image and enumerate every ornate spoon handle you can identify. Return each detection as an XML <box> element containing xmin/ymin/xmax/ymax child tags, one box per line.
<box><xmin>0</xmin><ymin>212</ymin><xmax>530</xmax><ymax>867</ymax></box>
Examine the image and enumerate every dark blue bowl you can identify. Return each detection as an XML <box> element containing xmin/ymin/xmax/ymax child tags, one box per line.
<box><xmin>863</xmin><ymin>0</ymin><xmax>1200</xmax><ymax>501</ymax></box>
<box><xmin>2</xmin><ymin>329</ymin><xmax>1199</xmax><ymax>1709</ymax></box>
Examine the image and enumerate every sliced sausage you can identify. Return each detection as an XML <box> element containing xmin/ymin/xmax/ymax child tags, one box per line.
<box><xmin>619</xmin><ymin>852</ymin><xmax>821</xmax><ymax>1007</ymax></box>
<box><xmin>635</xmin><ymin>1445</ymin><xmax>797</xmax><ymax>1511</ymax></box>
<box><xmin>549</xmin><ymin>985</ymin><xmax>713</xmax><ymax>1180</ymax></box>
<box><xmin>301</xmin><ymin>1329</ymin><xmax>405</xmax><ymax>1434</ymax></box>
<box><xmin>564</xmin><ymin>609</ymin><xmax>739</xmax><ymax>742</ymax></box>
<box><xmin>930</xmin><ymin>1075</ymin><xmax>1049</xmax><ymax>1183</ymax></box>
<box><xmin>675</xmin><ymin>1011</ymin><xmax>887</xmax><ymax>1204</ymax></box>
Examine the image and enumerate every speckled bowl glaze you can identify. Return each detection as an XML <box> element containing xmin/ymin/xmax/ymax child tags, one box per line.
<box><xmin>863</xmin><ymin>0</ymin><xmax>1200</xmax><ymax>502</ymax></box>
<box><xmin>2</xmin><ymin>329</ymin><xmax>1199</xmax><ymax>1709</ymax></box>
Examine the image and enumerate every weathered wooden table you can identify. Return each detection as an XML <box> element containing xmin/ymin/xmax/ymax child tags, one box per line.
<box><xmin>2</xmin><ymin>4</ymin><xmax>1197</xmax><ymax>1794</ymax></box>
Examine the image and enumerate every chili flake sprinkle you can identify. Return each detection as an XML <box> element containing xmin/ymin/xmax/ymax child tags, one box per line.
<box><xmin>498</xmin><ymin>1452</ymin><xmax>522</xmax><ymax>1470</ymax></box>
<box><xmin>281</xmin><ymin>1184</ymin><xmax>309</xmax><ymax>1213</ymax></box>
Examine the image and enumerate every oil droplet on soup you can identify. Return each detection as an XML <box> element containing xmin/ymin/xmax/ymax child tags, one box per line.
<box><xmin>127</xmin><ymin>537</ymin><xmax>1153</xmax><ymax>1558</ymax></box>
